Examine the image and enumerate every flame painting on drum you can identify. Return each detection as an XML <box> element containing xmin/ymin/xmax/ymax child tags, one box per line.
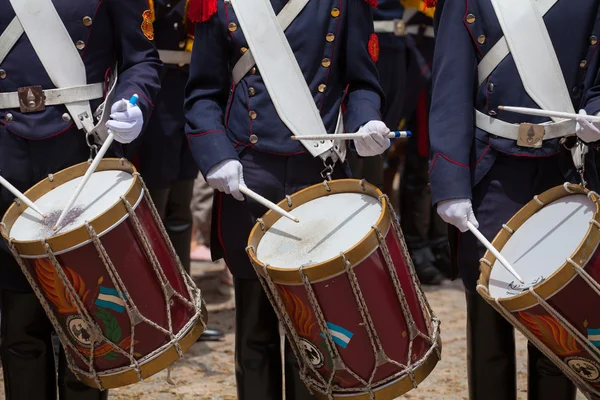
<box><xmin>477</xmin><ymin>183</ymin><xmax>600</xmax><ymax>398</ymax></box>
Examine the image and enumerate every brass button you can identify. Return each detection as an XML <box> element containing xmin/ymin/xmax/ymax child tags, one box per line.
<box><xmin>487</xmin><ymin>82</ymin><xmax>495</xmax><ymax>92</ymax></box>
<box><xmin>248</xmin><ymin>87</ymin><xmax>256</xmax><ymax>96</ymax></box>
<box><xmin>331</xmin><ymin>8</ymin><xmax>340</xmax><ymax>17</ymax></box>
<box><xmin>580</xmin><ymin>60</ymin><xmax>588</xmax><ymax>69</ymax></box>
<box><xmin>591</xmin><ymin>35</ymin><xmax>598</xmax><ymax>46</ymax></box>
<box><xmin>228</xmin><ymin>22</ymin><xmax>237</xmax><ymax>32</ymax></box>
<box><xmin>82</xmin><ymin>16</ymin><xmax>93</xmax><ymax>27</ymax></box>
<box><xmin>321</xmin><ymin>58</ymin><xmax>331</xmax><ymax>68</ymax></box>
<box><xmin>477</xmin><ymin>35</ymin><xmax>486</xmax><ymax>45</ymax></box>
<box><xmin>62</xmin><ymin>113</ymin><xmax>71</xmax><ymax>122</ymax></box>
<box><xmin>466</xmin><ymin>14</ymin><xmax>476</xmax><ymax>24</ymax></box>
<box><xmin>240</xmin><ymin>47</ymin><xmax>248</xmax><ymax>54</ymax></box>
<box><xmin>249</xmin><ymin>110</ymin><xmax>257</xmax><ymax>120</ymax></box>
<box><xmin>178</xmin><ymin>41</ymin><xmax>186</xmax><ymax>49</ymax></box>
<box><xmin>5</xmin><ymin>113</ymin><xmax>13</xmax><ymax>122</ymax></box>
<box><xmin>326</xmin><ymin>33</ymin><xmax>335</xmax><ymax>42</ymax></box>
<box><xmin>76</xmin><ymin>40</ymin><xmax>86</xmax><ymax>50</ymax></box>
<box><xmin>0</xmin><ymin>69</ymin><xmax>6</xmax><ymax>79</ymax></box>
<box><xmin>488</xmin><ymin>109</ymin><xmax>497</xmax><ymax>116</ymax></box>
<box><xmin>251</xmin><ymin>67</ymin><xmax>257</xmax><ymax>75</ymax></box>
<box><xmin>318</xmin><ymin>84</ymin><xmax>326</xmax><ymax>93</ymax></box>
<box><xmin>249</xmin><ymin>134</ymin><xmax>258</xmax><ymax>144</ymax></box>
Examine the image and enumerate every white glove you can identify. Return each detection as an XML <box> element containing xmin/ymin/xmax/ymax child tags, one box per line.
<box><xmin>105</xmin><ymin>98</ymin><xmax>144</xmax><ymax>144</ymax></box>
<box><xmin>437</xmin><ymin>198</ymin><xmax>479</xmax><ymax>233</ymax></box>
<box><xmin>576</xmin><ymin>109</ymin><xmax>600</xmax><ymax>143</ymax></box>
<box><xmin>206</xmin><ymin>159</ymin><xmax>245</xmax><ymax>201</ymax></box>
<box><xmin>354</xmin><ymin>120</ymin><xmax>391</xmax><ymax>157</ymax></box>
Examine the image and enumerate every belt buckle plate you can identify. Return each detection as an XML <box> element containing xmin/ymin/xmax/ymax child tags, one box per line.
<box><xmin>17</xmin><ymin>86</ymin><xmax>46</xmax><ymax>113</ymax></box>
<box><xmin>517</xmin><ymin>123</ymin><xmax>544</xmax><ymax>148</ymax></box>
<box><xmin>394</xmin><ymin>20</ymin><xmax>406</xmax><ymax>36</ymax></box>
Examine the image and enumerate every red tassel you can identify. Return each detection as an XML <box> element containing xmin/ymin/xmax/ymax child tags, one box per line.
<box><xmin>188</xmin><ymin>0</ymin><xmax>217</xmax><ymax>23</ymax></box>
<box><xmin>423</xmin><ymin>0</ymin><xmax>438</xmax><ymax>8</ymax></box>
<box><xmin>364</xmin><ymin>0</ymin><xmax>378</xmax><ymax>7</ymax></box>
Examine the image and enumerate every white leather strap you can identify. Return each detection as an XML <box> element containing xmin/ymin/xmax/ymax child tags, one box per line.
<box><xmin>158</xmin><ymin>50</ymin><xmax>192</xmax><ymax>65</ymax></box>
<box><xmin>475</xmin><ymin>109</ymin><xmax>575</xmax><ymax>140</ymax></box>
<box><xmin>230</xmin><ymin>0</ymin><xmax>341</xmax><ymax>161</ymax></box>
<box><xmin>0</xmin><ymin>17</ymin><xmax>24</xmax><ymax>65</ymax></box>
<box><xmin>9</xmin><ymin>0</ymin><xmax>95</xmax><ymax>133</ymax></box>
<box><xmin>0</xmin><ymin>83</ymin><xmax>103</xmax><ymax>110</ymax></box>
<box><xmin>374</xmin><ymin>20</ymin><xmax>406</xmax><ymax>36</ymax></box>
<box><xmin>231</xmin><ymin>0</ymin><xmax>310</xmax><ymax>85</ymax></box>
<box><xmin>478</xmin><ymin>0</ymin><xmax>559</xmax><ymax>87</ymax></box>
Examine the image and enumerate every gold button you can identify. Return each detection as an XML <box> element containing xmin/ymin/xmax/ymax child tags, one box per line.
<box><xmin>249</xmin><ymin>111</ymin><xmax>257</xmax><ymax>120</ymax></box>
<box><xmin>179</xmin><ymin>41</ymin><xmax>186</xmax><ymax>49</ymax></box>
<box><xmin>321</xmin><ymin>58</ymin><xmax>331</xmax><ymax>68</ymax></box>
<box><xmin>62</xmin><ymin>113</ymin><xmax>71</xmax><ymax>122</ymax></box>
<box><xmin>466</xmin><ymin>14</ymin><xmax>476</xmax><ymax>24</ymax></box>
<box><xmin>251</xmin><ymin>67</ymin><xmax>257</xmax><ymax>75</ymax></box>
<box><xmin>331</xmin><ymin>8</ymin><xmax>340</xmax><ymax>18</ymax></box>
<box><xmin>0</xmin><ymin>69</ymin><xmax>6</xmax><ymax>79</ymax></box>
<box><xmin>591</xmin><ymin>35</ymin><xmax>598</xmax><ymax>46</ymax></box>
<box><xmin>249</xmin><ymin>134</ymin><xmax>258</xmax><ymax>144</ymax></box>
<box><xmin>580</xmin><ymin>60</ymin><xmax>588</xmax><ymax>69</ymax></box>
<box><xmin>228</xmin><ymin>22</ymin><xmax>237</xmax><ymax>32</ymax></box>
<box><xmin>240</xmin><ymin>47</ymin><xmax>248</xmax><ymax>54</ymax></box>
<box><xmin>76</xmin><ymin>40</ymin><xmax>86</xmax><ymax>50</ymax></box>
<box><xmin>326</xmin><ymin>33</ymin><xmax>335</xmax><ymax>42</ymax></box>
<box><xmin>82</xmin><ymin>16</ymin><xmax>93</xmax><ymax>27</ymax></box>
<box><xmin>248</xmin><ymin>87</ymin><xmax>256</xmax><ymax>97</ymax></box>
<box><xmin>318</xmin><ymin>84</ymin><xmax>326</xmax><ymax>93</ymax></box>
<box><xmin>5</xmin><ymin>113</ymin><xmax>13</xmax><ymax>122</ymax></box>
<box><xmin>477</xmin><ymin>35</ymin><xmax>486</xmax><ymax>45</ymax></box>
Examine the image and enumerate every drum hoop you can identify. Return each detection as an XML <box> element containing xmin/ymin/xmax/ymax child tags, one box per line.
<box><xmin>477</xmin><ymin>183</ymin><xmax>600</xmax><ymax>311</ymax></box>
<box><xmin>246</xmin><ymin>179</ymin><xmax>392</xmax><ymax>285</ymax></box>
<box><xmin>1</xmin><ymin>158</ymin><xmax>141</xmax><ymax>257</ymax></box>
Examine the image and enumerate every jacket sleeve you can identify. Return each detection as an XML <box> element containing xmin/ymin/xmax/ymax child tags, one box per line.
<box><xmin>184</xmin><ymin>15</ymin><xmax>238</xmax><ymax>177</ymax></box>
<box><xmin>341</xmin><ymin>0</ymin><xmax>385</xmax><ymax>133</ymax></box>
<box><xmin>428</xmin><ymin>0</ymin><xmax>477</xmax><ymax>205</ymax></box>
<box><xmin>583</xmin><ymin>45</ymin><xmax>600</xmax><ymax>116</ymax></box>
<box><xmin>107</xmin><ymin>0</ymin><xmax>162</xmax><ymax>127</ymax></box>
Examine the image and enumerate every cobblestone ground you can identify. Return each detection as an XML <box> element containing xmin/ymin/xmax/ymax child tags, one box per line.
<box><xmin>0</xmin><ymin>261</ymin><xmax>586</xmax><ymax>399</ymax></box>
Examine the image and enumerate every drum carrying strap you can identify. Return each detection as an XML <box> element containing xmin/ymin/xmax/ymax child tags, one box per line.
<box><xmin>229</xmin><ymin>0</ymin><xmax>346</xmax><ymax>162</ymax></box>
<box><xmin>8</xmin><ymin>0</ymin><xmax>97</xmax><ymax>133</ymax></box>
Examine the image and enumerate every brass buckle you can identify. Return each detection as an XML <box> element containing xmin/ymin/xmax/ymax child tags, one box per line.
<box><xmin>17</xmin><ymin>86</ymin><xmax>46</xmax><ymax>113</ymax></box>
<box><xmin>394</xmin><ymin>20</ymin><xmax>407</xmax><ymax>37</ymax></box>
<box><xmin>517</xmin><ymin>123</ymin><xmax>544</xmax><ymax>148</ymax></box>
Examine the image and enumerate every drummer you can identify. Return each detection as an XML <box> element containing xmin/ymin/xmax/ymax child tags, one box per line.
<box><xmin>429</xmin><ymin>0</ymin><xmax>600</xmax><ymax>399</ymax></box>
<box><xmin>184</xmin><ymin>0</ymin><xmax>389</xmax><ymax>398</ymax></box>
<box><xmin>0</xmin><ymin>2</ymin><xmax>161</xmax><ymax>399</ymax></box>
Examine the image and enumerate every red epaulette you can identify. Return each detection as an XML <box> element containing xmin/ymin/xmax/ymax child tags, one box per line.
<box><xmin>188</xmin><ymin>0</ymin><xmax>217</xmax><ymax>23</ymax></box>
<box><xmin>424</xmin><ymin>0</ymin><xmax>438</xmax><ymax>8</ymax></box>
<box><xmin>364</xmin><ymin>0</ymin><xmax>378</xmax><ymax>7</ymax></box>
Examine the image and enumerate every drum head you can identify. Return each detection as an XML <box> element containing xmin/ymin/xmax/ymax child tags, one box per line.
<box><xmin>10</xmin><ymin>170</ymin><xmax>135</xmax><ymax>241</ymax></box>
<box><xmin>256</xmin><ymin>193</ymin><xmax>382</xmax><ymax>270</ymax></box>
<box><xmin>489</xmin><ymin>194</ymin><xmax>595</xmax><ymax>299</ymax></box>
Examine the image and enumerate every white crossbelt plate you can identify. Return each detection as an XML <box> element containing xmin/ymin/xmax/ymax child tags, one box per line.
<box><xmin>11</xmin><ymin>171</ymin><xmax>135</xmax><ymax>241</ymax></box>
<box><xmin>256</xmin><ymin>193</ymin><xmax>382</xmax><ymax>270</ymax></box>
<box><xmin>489</xmin><ymin>195</ymin><xmax>595</xmax><ymax>299</ymax></box>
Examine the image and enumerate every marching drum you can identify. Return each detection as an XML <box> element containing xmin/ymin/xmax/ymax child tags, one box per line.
<box><xmin>0</xmin><ymin>159</ymin><xmax>207</xmax><ymax>390</ymax></box>
<box><xmin>477</xmin><ymin>183</ymin><xmax>600</xmax><ymax>399</ymax></box>
<box><xmin>246</xmin><ymin>179</ymin><xmax>441</xmax><ymax>399</ymax></box>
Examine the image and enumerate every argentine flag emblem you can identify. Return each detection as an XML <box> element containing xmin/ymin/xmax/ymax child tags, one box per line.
<box><xmin>95</xmin><ymin>286</ymin><xmax>126</xmax><ymax>313</ymax></box>
<box><xmin>588</xmin><ymin>328</ymin><xmax>600</xmax><ymax>347</ymax></box>
<box><xmin>320</xmin><ymin>322</ymin><xmax>354</xmax><ymax>349</ymax></box>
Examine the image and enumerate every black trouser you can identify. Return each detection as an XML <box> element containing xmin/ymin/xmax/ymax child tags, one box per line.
<box><xmin>0</xmin><ymin>291</ymin><xmax>107</xmax><ymax>400</ymax></box>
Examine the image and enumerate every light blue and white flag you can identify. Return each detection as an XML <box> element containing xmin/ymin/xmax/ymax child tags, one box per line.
<box><xmin>95</xmin><ymin>286</ymin><xmax>126</xmax><ymax>313</ymax></box>
<box><xmin>588</xmin><ymin>328</ymin><xmax>600</xmax><ymax>347</ymax></box>
<box><xmin>320</xmin><ymin>322</ymin><xmax>354</xmax><ymax>349</ymax></box>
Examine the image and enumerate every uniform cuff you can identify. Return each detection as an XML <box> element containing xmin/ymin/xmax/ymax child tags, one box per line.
<box><xmin>585</xmin><ymin>100</ymin><xmax>600</xmax><ymax>117</ymax></box>
<box><xmin>429</xmin><ymin>154</ymin><xmax>472</xmax><ymax>206</ymax></box>
<box><xmin>188</xmin><ymin>130</ymin><xmax>239</xmax><ymax>177</ymax></box>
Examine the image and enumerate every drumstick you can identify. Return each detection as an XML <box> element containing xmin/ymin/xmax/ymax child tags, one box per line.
<box><xmin>239</xmin><ymin>185</ymin><xmax>300</xmax><ymax>223</ymax></box>
<box><xmin>54</xmin><ymin>94</ymin><xmax>139</xmax><ymax>231</ymax></box>
<box><xmin>290</xmin><ymin>131</ymin><xmax>412</xmax><ymax>141</ymax></box>
<box><xmin>498</xmin><ymin>105</ymin><xmax>600</xmax><ymax>123</ymax></box>
<box><xmin>467</xmin><ymin>221</ymin><xmax>524</xmax><ymax>284</ymax></box>
<box><xmin>0</xmin><ymin>175</ymin><xmax>46</xmax><ymax>218</ymax></box>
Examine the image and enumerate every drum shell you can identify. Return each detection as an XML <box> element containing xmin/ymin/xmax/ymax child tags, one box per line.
<box><xmin>247</xmin><ymin>179</ymin><xmax>441</xmax><ymax>399</ymax></box>
<box><xmin>1</xmin><ymin>159</ymin><xmax>206</xmax><ymax>389</ymax></box>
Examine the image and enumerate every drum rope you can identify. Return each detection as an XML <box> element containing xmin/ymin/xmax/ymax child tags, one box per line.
<box><xmin>477</xmin><ymin>285</ymin><xmax>598</xmax><ymax>398</ymax></box>
<box><xmin>568</xmin><ymin>258</ymin><xmax>600</xmax><ymax>299</ymax></box>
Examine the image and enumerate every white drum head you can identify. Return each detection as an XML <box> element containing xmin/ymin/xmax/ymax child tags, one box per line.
<box><xmin>256</xmin><ymin>193</ymin><xmax>382</xmax><ymax>270</ymax></box>
<box><xmin>10</xmin><ymin>170</ymin><xmax>135</xmax><ymax>241</ymax></box>
<box><xmin>488</xmin><ymin>194</ymin><xmax>595</xmax><ymax>299</ymax></box>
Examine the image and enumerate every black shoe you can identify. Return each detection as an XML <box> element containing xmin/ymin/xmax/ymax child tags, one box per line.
<box><xmin>197</xmin><ymin>327</ymin><xmax>225</xmax><ymax>342</ymax></box>
<box><xmin>410</xmin><ymin>247</ymin><xmax>445</xmax><ymax>285</ymax></box>
<box><xmin>431</xmin><ymin>241</ymin><xmax>452</xmax><ymax>278</ymax></box>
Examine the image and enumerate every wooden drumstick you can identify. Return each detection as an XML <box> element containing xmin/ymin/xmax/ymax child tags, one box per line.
<box><xmin>54</xmin><ymin>94</ymin><xmax>139</xmax><ymax>231</ymax></box>
<box><xmin>498</xmin><ymin>105</ymin><xmax>600</xmax><ymax>123</ymax></box>
<box><xmin>290</xmin><ymin>131</ymin><xmax>412</xmax><ymax>141</ymax></box>
<box><xmin>239</xmin><ymin>185</ymin><xmax>300</xmax><ymax>223</ymax></box>
<box><xmin>0</xmin><ymin>175</ymin><xmax>46</xmax><ymax>218</ymax></box>
<box><xmin>467</xmin><ymin>221</ymin><xmax>524</xmax><ymax>284</ymax></box>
